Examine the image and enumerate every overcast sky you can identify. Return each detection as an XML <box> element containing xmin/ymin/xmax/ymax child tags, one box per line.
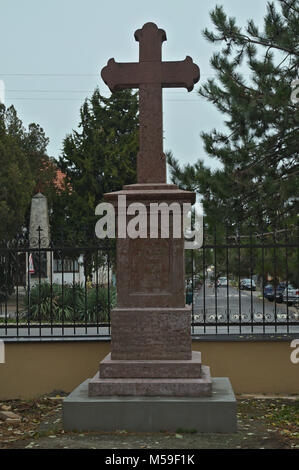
<box><xmin>1</xmin><ymin>0</ymin><xmax>269</xmax><ymax>173</ymax></box>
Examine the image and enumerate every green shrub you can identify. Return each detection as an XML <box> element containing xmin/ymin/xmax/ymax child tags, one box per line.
<box><xmin>23</xmin><ymin>282</ymin><xmax>116</xmax><ymax>323</ymax></box>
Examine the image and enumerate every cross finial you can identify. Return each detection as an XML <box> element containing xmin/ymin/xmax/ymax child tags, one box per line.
<box><xmin>101</xmin><ymin>22</ymin><xmax>200</xmax><ymax>184</ymax></box>
<box><xmin>134</xmin><ymin>22</ymin><xmax>166</xmax><ymax>61</ymax></box>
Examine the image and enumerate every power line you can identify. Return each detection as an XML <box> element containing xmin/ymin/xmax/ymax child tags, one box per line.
<box><xmin>5</xmin><ymin>89</ymin><xmax>198</xmax><ymax>94</ymax></box>
<box><xmin>0</xmin><ymin>73</ymin><xmax>100</xmax><ymax>77</ymax></box>
<box><xmin>5</xmin><ymin>97</ymin><xmax>202</xmax><ymax>102</ymax></box>
<box><xmin>6</xmin><ymin>89</ymin><xmax>97</xmax><ymax>93</ymax></box>
<box><xmin>0</xmin><ymin>73</ymin><xmax>219</xmax><ymax>77</ymax></box>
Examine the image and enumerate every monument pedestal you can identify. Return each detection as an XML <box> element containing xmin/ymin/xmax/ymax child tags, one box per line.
<box><xmin>63</xmin><ymin>182</ymin><xmax>237</xmax><ymax>431</ymax></box>
<box><xmin>62</xmin><ymin>182</ymin><xmax>237</xmax><ymax>432</ymax></box>
<box><xmin>86</xmin><ymin>184</ymin><xmax>215</xmax><ymax>398</ymax></box>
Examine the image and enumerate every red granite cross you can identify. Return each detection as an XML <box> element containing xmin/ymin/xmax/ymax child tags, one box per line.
<box><xmin>101</xmin><ymin>22</ymin><xmax>200</xmax><ymax>184</ymax></box>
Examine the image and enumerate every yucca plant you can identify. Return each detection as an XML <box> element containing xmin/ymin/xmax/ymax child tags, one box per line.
<box><xmin>23</xmin><ymin>282</ymin><xmax>116</xmax><ymax>323</ymax></box>
<box><xmin>23</xmin><ymin>282</ymin><xmax>61</xmax><ymax>321</ymax></box>
<box><xmin>81</xmin><ymin>285</ymin><xmax>117</xmax><ymax>322</ymax></box>
<box><xmin>54</xmin><ymin>283</ymin><xmax>85</xmax><ymax>322</ymax></box>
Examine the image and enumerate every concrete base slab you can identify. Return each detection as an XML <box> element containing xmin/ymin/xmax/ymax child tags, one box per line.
<box><xmin>63</xmin><ymin>377</ymin><xmax>237</xmax><ymax>433</ymax></box>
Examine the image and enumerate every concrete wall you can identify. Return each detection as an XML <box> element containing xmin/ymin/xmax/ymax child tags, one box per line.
<box><xmin>0</xmin><ymin>340</ymin><xmax>298</xmax><ymax>399</ymax></box>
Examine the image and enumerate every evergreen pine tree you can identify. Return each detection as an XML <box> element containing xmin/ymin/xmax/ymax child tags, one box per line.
<box><xmin>168</xmin><ymin>0</ymin><xmax>299</xmax><ymax>230</ymax></box>
<box><xmin>54</xmin><ymin>88</ymin><xmax>139</xmax><ymax>242</ymax></box>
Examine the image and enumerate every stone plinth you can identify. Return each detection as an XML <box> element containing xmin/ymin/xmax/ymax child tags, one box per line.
<box><xmin>88</xmin><ymin>365</ymin><xmax>212</xmax><ymax>397</ymax></box>
<box><xmin>100</xmin><ymin>352</ymin><xmax>202</xmax><ymax>378</ymax></box>
<box><xmin>105</xmin><ymin>183</ymin><xmax>195</xmax><ymax>365</ymax></box>
<box><xmin>105</xmin><ymin>184</ymin><xmax>195</xmax><ymax>310</ymax></box>
<box><xmin>111</xmin><ymin>307</ymin><xmax>192</xmax><ymax>360</ymax></box>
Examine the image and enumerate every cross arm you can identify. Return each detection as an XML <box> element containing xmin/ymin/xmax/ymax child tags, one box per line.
<box><xmin>161</xmin><ymin>56</ymin><xmax>200</xmax><ymax>91</ymax></box>
<box><xmin>101</xmin><ymin>58</ymin><xmax>142</xmax><ymax>92</ymax></box>
<box><xmin>101</xmin><ymin>56</ymin><xmax>200</xmax><ymax>93</ymax></box>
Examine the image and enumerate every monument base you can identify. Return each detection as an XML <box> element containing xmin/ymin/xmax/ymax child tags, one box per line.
<box><xmin>88</xmin><ymin>365</ymin><xmax>212</xmax><ymax>397</ymax></box>
<box><xmin>99</xmin><ymin>351</ymin><xmax>203</xmax><ymax>378</ymax></box>
<box><xmin>63</xmin><ymin>377</ymin><xmax>237</xmax><ymax>433</ymax></box>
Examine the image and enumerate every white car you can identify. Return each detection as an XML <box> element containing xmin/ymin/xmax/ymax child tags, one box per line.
<box><xmin>240</xmin><ymin>279</ymin><xmax>256</xmax><ymax>291</ymax></box>
<box><xmin>218</xmin><ymin>277</ymin><xmax>228</xmax><ymax>287</ymax></box>
<box><xmin>283</xmin><ymin>285</ymin><xmax>299</xmax><ymax>305</ymax></box>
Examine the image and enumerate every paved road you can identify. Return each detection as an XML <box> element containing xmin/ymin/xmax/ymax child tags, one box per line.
<box><xmin>191</xmin><ymin>282</ymin><xmax>299</xmax><ymax>335</ymax></box>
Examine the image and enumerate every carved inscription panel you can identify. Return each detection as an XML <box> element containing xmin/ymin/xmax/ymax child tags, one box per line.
<box><xmin>129</xmin><ymin>238</ymin><xmax>171</xmax><ymax>294</ymax></box>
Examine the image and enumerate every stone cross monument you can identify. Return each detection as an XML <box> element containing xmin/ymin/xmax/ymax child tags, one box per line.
<box><xmin>63</xmin><ymin>23</ymin><xmax>237</xmax><ymax>433</ymax></box>
<box><xmin>89</xmin><ymin>22</ymin><xmax>211</xmax><ymax>396</ymax></box>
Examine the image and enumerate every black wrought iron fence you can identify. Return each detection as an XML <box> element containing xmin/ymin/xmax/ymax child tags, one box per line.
<box><xmin>1</xmin><ymin>223</ymin><xmax>299</xmax><ymax>339</ymax></box>
<box><xmin>0</xmin><ymin>228</ymin><xmax>115</xmax><ymax>339</ymax></box>
<box><xmin>186</xmin><ymin>222</ymin><xmax>299</xmax><ymax>336</ymax></box>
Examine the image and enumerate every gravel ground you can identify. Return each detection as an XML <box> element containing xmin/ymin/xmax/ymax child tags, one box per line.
<box><xmin>0</xmin><ymin>394</ymin><xmax>298</xmax><ymax>449</ymax></box>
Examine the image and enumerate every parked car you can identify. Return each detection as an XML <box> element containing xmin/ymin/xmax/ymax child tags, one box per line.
<box><xmin>275</xmin><ymin>282</ymin><xmax>287</xmax><ymax>303</ymax></box>
<box><xmin>240</xmin><ymin>279</ymin><xmax>256</xmax><ymax>291</ymax></box>
<box><xmin>218</xmin><ymin>277</ymin><xmax>228</xmax><ymax>287</ymax></box>
<box><xmin>263</xmin><ymin>284</ymin><xmax>274</xmax><ymax>301</ymax></box>
<box><xmin>283</xmin><ymin>285</ymin><xmax>299</xmax><ymax>305</ymax></box>
<box><xmin>263</xmin><ymin>282</ymin><xmax>286</xmax><ymax>302</ymax></box>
